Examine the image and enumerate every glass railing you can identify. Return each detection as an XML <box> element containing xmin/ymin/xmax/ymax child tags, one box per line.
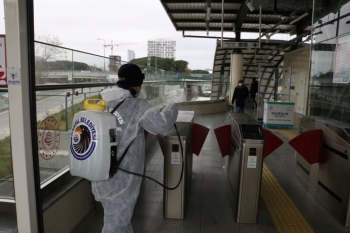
<box><xmin>0</xmin><ymin>42</ymin><xmax>226</xmax><ymax>200</ymax></box>
<box><xmin>0</xmin><ymin>81</ymin><xmax>229</xmax><ymax>199</ymax></box>
<box><xmin>308</xmin><ymin>84</ymin><xmax>350</xmax><ymax>123</ymax></box>
<box><xmin>140</xmin><ymin>80</ymin><xmax>216</xmax><ymax>106</ymax></box>
<box><xmin>35</xmin><ymin>41</ymin><xmax>129</xmax><ymax>85</ymax></box>
<box><xmin>0</xmin><ymin>90</ymin><xmax>12</xmax><ymax>200</ymax></box>
<box><xmin>35</xmin><ymin>41</ymin><xmax>213</xmax><ymax>84</ymax></box>
<box><xmin>36</xmin><ymin>87</ymin><xmax>103</xmax><ymax>186</ymax></box>
<box><xmin>37</xmin><ymin>82</ymin><xmax>219</xmax><ymax>184</ymax></box>
<box><xmin>0</xmin><ymin>139</ymin><xmax>13</xmax><ymax>199</ymax></box>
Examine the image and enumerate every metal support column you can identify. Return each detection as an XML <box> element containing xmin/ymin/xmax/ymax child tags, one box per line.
<box><xmin>229</xmin><ymin>53</ymin><xmax>243</xmax><ymax>102</ymax></box>
<box><xmin>4</xmin><ymin>0</ymin><xmax>42</xmax><ymax>231</ymax></box>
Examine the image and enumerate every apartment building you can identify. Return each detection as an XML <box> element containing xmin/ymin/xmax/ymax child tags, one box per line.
<box><xmin>147</xmin><ymin>38</ymin><xmax>176</xmax><ymax>60</ymax></box>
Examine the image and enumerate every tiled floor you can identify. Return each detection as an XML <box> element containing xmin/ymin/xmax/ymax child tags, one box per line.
<box><xmin>72</xmin><ymin>111</ymin><xmax>350</xmax><ymax>233</ymax></box>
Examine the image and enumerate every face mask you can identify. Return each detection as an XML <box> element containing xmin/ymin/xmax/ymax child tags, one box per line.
<box><xmin>135</xmin><ymin>90</ymin><xmax>141</xmax><ymax>98</ymax></box>
<box><xmin>238</xmin><ymin>83</ymin><xmax>243</xmax><ymax>86</ymax></box>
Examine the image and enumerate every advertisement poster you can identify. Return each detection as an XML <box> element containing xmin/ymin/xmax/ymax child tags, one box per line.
<box><xmin>333</xmin><ymin>34</ymin><xmax>350</xmax><ymax>84</ymax></box>
<box><xmin>263</xmin><ymin>101</ymin><xmax>295</xmax><ymax>127</ymax></box>
<box><xmin>0</xmin><ymin>36</ymin><xmax>6</xmax><ymax>87</ymax></box>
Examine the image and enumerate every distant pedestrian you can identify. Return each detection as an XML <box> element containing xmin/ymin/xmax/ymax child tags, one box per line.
<box><xmin>231</xmin><ymin>79</ymin><xmax>249</xmax><ymax>113</ymax></box>
<box><xmin>250</xmin><ymin>78</ymin><xmax>258</xmax><ymax>109</ymax></box>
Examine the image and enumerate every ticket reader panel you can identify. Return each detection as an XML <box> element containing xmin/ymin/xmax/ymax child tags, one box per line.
<box><xmin>163</xmin><ymin>111</ymin><xmax>194</xmax><ymax>219</ymax></box>
<box><xmin>236</xmin><ymin>143</ymin><xmax>263</xmax><ymax>223</ymax></box>
<box><xmin>241</xmin><ymin>124</ymin><xmax>263</xmax><ymax>140</ymax></box>
<box><xmin>225</xmin><ymin>113</ymin><xmax>264</xmax><ymax>223</ymax></box>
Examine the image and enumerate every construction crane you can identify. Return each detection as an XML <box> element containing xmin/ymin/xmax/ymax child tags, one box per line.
<box><xmin>104</xmin><ymin>40</ymin><xmax>138</xmax><ymax>56</ymax></box>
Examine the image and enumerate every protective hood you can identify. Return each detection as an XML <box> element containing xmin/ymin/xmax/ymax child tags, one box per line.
<box><xmin>100</xmin><ymin>87</ymin><xmax>133</xmax><ymax>103</ymax></box>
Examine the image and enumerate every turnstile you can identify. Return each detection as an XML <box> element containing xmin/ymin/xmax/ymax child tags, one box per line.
<box><xmin>296</xmin><ymin>116</ymin><xmax>350</xmax><ymax>226</ymax></box>
<box><xmin>225</xmin><ymin>113</ymin><xmax>264</xmax><ymax>223</ymax></box>
<box><xmin>163</xmin><ymin>111</ymin><xmax>194</xmax><ymax>219</ymax></box>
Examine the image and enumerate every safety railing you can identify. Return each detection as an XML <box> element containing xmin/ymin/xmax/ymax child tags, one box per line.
<box><xmin>0</xmin><ymin>41</ymin><xmax>226</xmax><ymax>200</ymax></box>
<box><xmin>0</xmin><ymin>80</ymin><xmax>230</xmax><ymax>200</ymax></box>
<box><xmin>0</xmin><ymin>139</ymin><xmax>12</xmax><ymax>199</ymax></box>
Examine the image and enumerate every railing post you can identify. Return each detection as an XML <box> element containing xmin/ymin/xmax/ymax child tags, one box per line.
<box><xmin>65</xmin><ymin>95</ymin><xmax>68</xmax><ymax>131</ymax></box>
<box><xmin>71</xmin><ymin>90</ymin><xmax>74</xmax><ymax>123</ymax></box>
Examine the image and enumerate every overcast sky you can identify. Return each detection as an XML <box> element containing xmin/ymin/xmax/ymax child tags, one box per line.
<box><xmin>0</xmin><ymin>0</ymin><xmax>215</xmax><ymax>70</ymax></box>
<box><xmin>0</xmin><ymin>0</ymin><xmax>295</xmax><ymax>70</ymax></box>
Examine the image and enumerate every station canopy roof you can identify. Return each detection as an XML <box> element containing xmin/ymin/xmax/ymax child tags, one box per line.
<box><xmin>159</xmin><ymin>0</ymin><xmax>314</xmax><ymax>99</ymax></box>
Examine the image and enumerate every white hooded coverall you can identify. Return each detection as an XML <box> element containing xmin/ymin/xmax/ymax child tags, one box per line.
<box><xmin>91</xmin><ymin>87</ymin><xmax>178</xmax><ymax>233</ymax></box>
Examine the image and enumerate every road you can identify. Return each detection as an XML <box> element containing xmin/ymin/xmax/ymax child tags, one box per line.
<box><xmin>0</xmin><ymin>87</ymin><xmax>102</xmax><ymax>140</ymax></box>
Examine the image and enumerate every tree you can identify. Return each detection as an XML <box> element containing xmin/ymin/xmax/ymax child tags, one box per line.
<box><xmin>130</xmin><ymin>56</ymin><xmax>175</xmax><ymax>71</ymax></box>
<box><xmin>174</xmin><ymin>60</ymin><xmax>188</xmax><ymax>72</ymax></box>
<box><xmin>185</xmin><ymin>68</ymin><xmax>192</xmax><ymax>73</ymax></box>
<box><xmin>130</xmin><ymin>56</ymin><xmax>189</xmax><ymax>72</ymax></box>
<box><xmin>129</xmin><ymin>57</ymin><xmax>148</xmax><ymax>67</ymax></box>
<box><xmin>35</xmin><ymin>34</ymin><xmax>63</xmax><ymax>61</ymax></box>
<box><xmin>46</xmin><ymin>61</ymin><xmax>92</xmax><ymax>71</ymax></box>
<box><xmin>35</xmin><ymin>34</ymin><xmax>63</xmax><ymax>84</ymax></box>
<box><xmin>192</xmin><ymin>69</ymin><xmax>209</xmax><ymax>74</ymax></box>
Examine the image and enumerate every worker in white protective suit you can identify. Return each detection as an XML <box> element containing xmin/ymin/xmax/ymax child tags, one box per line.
<box><xmin>91</xmin><ymin>63</ymin><xmax>178</xmax><ymax>233</ymax></box>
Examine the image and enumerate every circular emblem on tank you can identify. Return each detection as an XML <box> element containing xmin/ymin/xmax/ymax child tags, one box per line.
<box><xmin>38</xmin><ymin>116</ymin><xmax>60</xmax><ymax>160</ymax></box>
<box><xmin>70</xmin><ymin>118</ymin><xmax>97</xmax><ymax>161</ymax></box>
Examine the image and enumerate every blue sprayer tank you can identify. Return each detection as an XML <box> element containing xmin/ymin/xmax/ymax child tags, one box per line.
<box><xmin>69</xmin><ymin>99</ymin><xmax>118</xmax><ymax>181</ymax></box>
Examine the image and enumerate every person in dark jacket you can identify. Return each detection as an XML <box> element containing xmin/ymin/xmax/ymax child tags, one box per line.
<box><xmin>231</xmin><ymin>79</ymin><xmax>249</xmax><ymax>113</ymax></box>
<box><xmin>250</xmin><ymin>78</ymin><xmax>258</xmax><ymax>109</ymax></box>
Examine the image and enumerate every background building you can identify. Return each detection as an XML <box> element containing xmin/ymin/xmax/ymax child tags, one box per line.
<box><xmin>147</xmin><ymin>38</ymin><xmax>176</xmax><ymax>60</ymax></box>
<box><xmin>127</xmin><ymin>50</ymin><xmax>135</xmax><ymax>62</ymax></box>
<box><xmin>109</xmin><ymin>55</ymin><xmax>121</xmax><ymax>72</ymax></box>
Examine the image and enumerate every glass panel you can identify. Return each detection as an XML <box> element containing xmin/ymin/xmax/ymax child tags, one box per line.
<box><xmin>0</xmin><ymin>139</ymin><xmax>13</xmax><ymax>199</ymax></box>
<box><xmin>37</xmin><ymin>90</ymin><xmax>69</xmax><ymax>183</ymax></box>
<box><xmin>313</xmin><ymin>0</ymin><xmax>339</xmax><ymax>43</ymax></box>
<box><xmin>36</xmin><ymin>88</ymin><xmax>101</xmax><ymax>184</ymax></box>
<box><xmin>313</xmin><ymin>13</ymin><xmax>338</xmax><ymax>44</ymax></box>
<box><xmin>0</xmin><ymin>91</ymin><xmax>13</xmax><ymax>199</ymax></box>
<box><xmin>309</xmin><ymin>84</ymin><xmax>350</xmax><ymax>123</ymax></box>
<box><xmin>72</xmin><ymin>51</ymin><xmax>107</xmax><ymax>84</ymax></box>
<box><xmin>276</xmin><ymin>67</ymin><xmax>292</xmax><ymax>102</ymax></box>
<box><xmin>139</xmin><ymin>80</ymin><xmax>215</xmax><ymax>107</ymax></box>
<box><xmin>310</xmin><ymin>38</ymin><xmax>336</xmax><ymax>82</ymax></box>
<box><xmin>309</xmin><ymin>34</ymin><xmax>350</xmax><ymax>122</ymax></box>
<box><xmin>35</xmin><ymin>42</ymin><xmax>73</xmax><ymax>85</ymax></box>
<box><xmin>0</xmin><ymin>42</ymin><xmax>216</xmax><ymax>193</ymax></box>
<box><xmin>339</xmin><ymin>2</ymin><xmax>350</xmax><ymax>36</ymax></box>
<box><xmin>0</xmin><ymin>91</ymin><xmax>9</xmax><ymax>137</ymax></box>
<box><xmin>332</xmin><ymin>34</ymin><xmax>350</xmax><ymax>83</ymax></box>
<box><xmin>31</xmin><ymin>41</ymin><xmax>216</xmax><ymax>186</ymax></box>
<box><xmin>35</xmin><ymin>42</ymin><xmax>118</xmax><ymax>85</ymax></box>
